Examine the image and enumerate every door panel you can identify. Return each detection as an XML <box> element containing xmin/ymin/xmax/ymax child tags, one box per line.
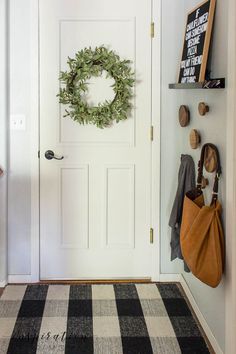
<box><xmin>40</xmin><ymin>0</ymin><xmax>153</xmax><ymax>279</ymax></box>
<box><xmin>60</xmin><ymin>166</ymin><xmax>89</xmax><ymax>249</ymax></box>
<box><xmin>104</xmin><ymin>165</ymin><xmax>135</xmax><ymax>249</ymax></box>
<box><xmin>59</xmin><ymin>18</ymin><xmax>136</xmax><ymax>146</ymax></box>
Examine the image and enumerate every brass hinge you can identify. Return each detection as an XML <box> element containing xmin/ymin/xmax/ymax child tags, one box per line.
<box><xmin>38</xmin><ymin>150</ymin><xmax>40</xmax><ymax>158</ymax></box>
<box><xmin>150</xmin><ymin>126</ymin><xmax>154</xmax><ymax>141</ymax></box>
<box><xmin>150</xmin><ymin>228</ymin><xmax>154</xmax><ymax>244</ymax></box>
<box><xmin>151</xmin><ymin>22</ymin><xmax>155</xmax><ymax>38</ymax></box>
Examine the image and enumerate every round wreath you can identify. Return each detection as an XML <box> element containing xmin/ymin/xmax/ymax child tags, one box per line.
<box><xmin>58</xmin><ymin>46</ymin><xmax>135</xmax><ymax>129</ymax></box>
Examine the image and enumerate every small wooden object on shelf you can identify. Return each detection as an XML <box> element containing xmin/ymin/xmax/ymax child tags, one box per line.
<box><xmin>190</xmin><ymin>129</ymin><xmax>201</xmax><ymax>149</ymax></box>
<box><xmin>198</xmin><ymin>102</ymin><xmax>209</xmax><ymax>116</ymax></box>
<box><xmin>179</xmin><ymin>105</ymin><xmax>190</xmax><ymax>127</ymax></box>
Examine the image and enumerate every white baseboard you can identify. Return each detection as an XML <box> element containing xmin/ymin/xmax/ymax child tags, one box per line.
<box><xmin>0</xmin><ymin>280</ymin><xmax>7</xmax><ymax>287</ymax></box>
<box><xmin>178</xmin><ymin>274</ymin><xmax>223</xmax><ymax>354</ymax></box>
<box><xmin>159</xmin><ymin>273</ymin><xmax>182</xmax><ymax>282</ymax></box>
<box><xmin>8</xmin><ymin>275</ymin><xmax>32</xmax><ymax>284</ymax></box>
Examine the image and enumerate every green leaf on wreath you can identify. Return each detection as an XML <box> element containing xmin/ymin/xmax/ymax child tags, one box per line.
<box><xmin>58</xmin><ymin>46</ymin><xmax>135</xmax><ymax>129</ymax></box>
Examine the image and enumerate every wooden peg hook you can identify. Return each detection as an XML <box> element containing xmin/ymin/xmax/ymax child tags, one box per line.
<box><xmin>198</xmin><ymin>102</ymin><xmax>209</xmax><ymax>116</ymax></box>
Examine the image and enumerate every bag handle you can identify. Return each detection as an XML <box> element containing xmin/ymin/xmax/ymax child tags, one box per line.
<box><xmin>196</xmin><ymin>143</ymin><xmax>222</xmax><ymax>203</ymax></box>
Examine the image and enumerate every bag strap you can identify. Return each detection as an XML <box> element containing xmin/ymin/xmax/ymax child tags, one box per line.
<box><xmin>196</xmin><ymin>143</ymin><xmax>222</xmax><ymax>203</ymax></box>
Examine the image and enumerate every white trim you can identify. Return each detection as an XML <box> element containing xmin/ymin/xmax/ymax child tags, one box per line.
<box><xmin>30</xmin><ymin>0</ymin><xmax>40</xmax><ymax>283</ymax></box>
<box><xmin>0</xmin><ymin>0</ymin><xmax>9</xmax><ymax>293</ymax></box>
<box><xmin>8</xmin><ymin>275</ymin><xmax>32</xmax><ymax>284</ymax></box>
<box><xmin>150</xmin><ymin>0</ymin><xmax>161</xmax><ymax>282</ymax></box>
<box><xmin>0</xmin><ymin>280</ymin><xmax>7</xmax><ymax>288</ymax></box>
<box><xmin>30</xmin><ymin>0</ymin><xmax>161</xmax><ymax>282</ymax></box>
<box><xmin>179</xmin><ymin>275</ymin><xmax>223</xmax><ymax>354</ymax></box>
<box><xmin>225</xmin><ymin>0</ymin><xmax>236</xmax><ymax>352</ymax></box>
<box><xmin>159</xmin><ymin>273</ymin><xmax>181</xmax><ymax>282</ymax></box>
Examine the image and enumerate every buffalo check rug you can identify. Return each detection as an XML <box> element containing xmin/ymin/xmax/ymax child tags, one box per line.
<box><xmin>0</xmin><ymin>283</ymin><xmax>211</xmax><ymax>354</ymax></box>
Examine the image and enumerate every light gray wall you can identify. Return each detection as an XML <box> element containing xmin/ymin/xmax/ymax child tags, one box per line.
<box><xmin>0</xmin><ymin>0</ymin><xmax>8</xmax><ymax>284</ymax></box>
<box><xmin>161</xmin><ymin>0</ymin><xmax>227</xmax><ymax>351</ymax></box>
<box><xmin>8</xmin><ymin>0</ymin><xmax>31</xmax><ymax>275</ymax></box>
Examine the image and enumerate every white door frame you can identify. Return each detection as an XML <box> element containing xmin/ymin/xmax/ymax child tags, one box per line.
<box><xmin>29</xmin><ymin>0</ymin><xmax>161</xmax><ymax>283</ymax></box>
<box><xmin>0</xmin><ymin>0</ymin><xmax>8</xmax><ymax>288</ymax></box>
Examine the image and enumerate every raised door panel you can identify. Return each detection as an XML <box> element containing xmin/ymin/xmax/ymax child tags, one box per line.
<box><xmin>103</xmin><ymin>165</ymin><xmax>135</xmax><ymax>249</ymax></box>
<box><xmin>59</xmin><ymin>166</ymin><xmax>89</xmax><ymax>249</ymax></box>
<box><xmin>59</xmin><ymin>19</ymin><xmax>136</xmax><ymax>146</ymax></box>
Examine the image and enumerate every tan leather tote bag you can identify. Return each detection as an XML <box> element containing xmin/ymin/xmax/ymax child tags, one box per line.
<box><xmin>180</xmin><ymin>144</ymin><xmax>224</xmax><ymax>288</ymax></box>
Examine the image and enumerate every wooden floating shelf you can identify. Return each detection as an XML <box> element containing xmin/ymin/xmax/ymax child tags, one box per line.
<box><xmin>169</xmin><ymin>78</ymin><xmax>225</xmax><ymax>90</ymax></box>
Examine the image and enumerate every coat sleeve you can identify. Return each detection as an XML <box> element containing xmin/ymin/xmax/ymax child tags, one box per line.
<box><xmin>169</xmin><ymin>155</ymin><xmax>195</xmax><ymax>266</ymax></box>
<box><xmin>169</xmin><ymin>162</ymin><xmax>185</xmax><ymax>228</ymax></box>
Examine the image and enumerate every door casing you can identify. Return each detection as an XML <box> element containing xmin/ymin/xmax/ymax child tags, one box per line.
<box><xmin>28</xmin><ymin>0</ymin><xmax>161</xmax><ymax>282</ymax></box>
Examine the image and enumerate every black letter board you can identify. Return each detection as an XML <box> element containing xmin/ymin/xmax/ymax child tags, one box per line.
<box><xmin>178</xmin><ymin>0</ymin><xmax>216</xmax><ymax>83</ymax></box>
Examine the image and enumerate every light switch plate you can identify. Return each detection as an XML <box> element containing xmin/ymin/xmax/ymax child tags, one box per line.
<box><xmin>10</xmin><ymin>114</ymin><xmax>26</xmax><ymax>131</ymax></box>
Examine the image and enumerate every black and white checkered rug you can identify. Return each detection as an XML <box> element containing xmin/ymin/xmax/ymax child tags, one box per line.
<box><xmin>0</xmin><ymin>283</ymin><xmax>210</xmax><ymax>354</ymax></box>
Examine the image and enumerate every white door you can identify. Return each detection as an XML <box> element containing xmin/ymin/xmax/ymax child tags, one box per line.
<box><xmin>40</xmin><ymin>0</ymin><xmax>154</xmax><ymax>279</ymax></box>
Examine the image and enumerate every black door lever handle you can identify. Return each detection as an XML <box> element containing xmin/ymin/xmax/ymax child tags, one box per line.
<box><xmin>45</xmin><ymin>150</ymin><xmax>64</xmax><ymax>160</ymax></box>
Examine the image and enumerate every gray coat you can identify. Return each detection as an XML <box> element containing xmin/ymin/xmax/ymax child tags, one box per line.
<box><xmin>169</xmin><ymin>154</ymin><xmax>196</xmax><ymax>271</ymax></box>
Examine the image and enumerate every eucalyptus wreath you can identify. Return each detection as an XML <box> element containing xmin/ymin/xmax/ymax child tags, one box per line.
<box><xmin>58</xmin><ymin>46</ymin><xmax>135</xmax><ymax>128</ymax></box>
